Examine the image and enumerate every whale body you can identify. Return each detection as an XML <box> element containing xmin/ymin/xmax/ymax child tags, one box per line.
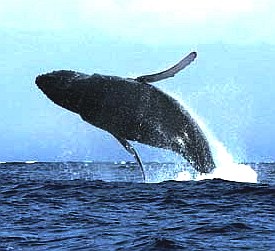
<box><xmin>35</xmin><ymin>52</ymin><xmax>216</xmax><ymax>180</ymax></box>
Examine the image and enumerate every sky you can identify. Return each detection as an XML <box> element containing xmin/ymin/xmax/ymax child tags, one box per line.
<box><xmin>1</xmin><ymin>0</ymin><xmax>275</xmax><ymax>163</ymax></box>
<box><xmin>1</xmin><ymin>0</ymin><xmax>275</xmax><ymax>44</ymax></box>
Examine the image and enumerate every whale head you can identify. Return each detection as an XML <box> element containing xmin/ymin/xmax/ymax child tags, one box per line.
<box><xmin>35</xmin><ymin>70</ymin><xmax>89</xmax><ymax>113</ymax></box>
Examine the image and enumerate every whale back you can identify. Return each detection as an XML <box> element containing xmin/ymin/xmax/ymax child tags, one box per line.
<box><xmin>77</xmin><ymin>73</ymin><xmax>215</xmax><ymax>173</ymax></box>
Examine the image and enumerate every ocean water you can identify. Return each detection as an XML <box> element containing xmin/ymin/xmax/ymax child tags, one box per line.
<box><xmin>0</xmin><ymin>161</ymin><xmax>274</xmax><ymax>250</ymax></box>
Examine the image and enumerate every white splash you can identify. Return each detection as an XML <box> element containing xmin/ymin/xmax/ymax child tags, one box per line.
<box><xmin>176</xmin><ymin>137</ymin><xmax>258</xmax><ymax>183</ymax></box>
<box><xmin>25</xmin><ymin>160</ymin><xmax>37</xmax><ymax>164</ymax></box>
<box><xmin>172</xmin><ymin>96</ymin><xmax>258</xmax><ymax>183</ymax></box>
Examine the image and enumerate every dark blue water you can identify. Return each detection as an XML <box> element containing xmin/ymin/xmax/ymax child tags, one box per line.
<box><xmin>0</xmin><ymin>162</ymin><xmax>274</xmax><ymax>250</ymax></box>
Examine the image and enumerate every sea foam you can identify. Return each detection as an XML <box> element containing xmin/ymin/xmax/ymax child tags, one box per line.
<box><xmin>170</xmin><ymin>94</ymin><xmax>258</xmax><ymax>183</ymax></box>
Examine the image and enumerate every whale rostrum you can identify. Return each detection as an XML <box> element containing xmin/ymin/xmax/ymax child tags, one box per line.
<box><xmin>35</xmin><ymin>52</ymin><xmax>216</xmax><ymax>181</ymax></box>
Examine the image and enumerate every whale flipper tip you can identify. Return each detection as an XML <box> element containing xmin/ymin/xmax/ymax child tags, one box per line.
<box><xmin>136</xmin><ymin>51</ymin><xmax>197</xmax><ymax>83</ymax></box>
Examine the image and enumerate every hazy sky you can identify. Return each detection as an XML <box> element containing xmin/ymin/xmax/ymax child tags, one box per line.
<box><xmin>1</xmin><ymin>0</ymin><xmax>275</xmax><ymax>162</ymax></box>
<box><xmin>1</xmin><ymin>0</ymin><xmax>275</xmax><ymax>44</ymax></box>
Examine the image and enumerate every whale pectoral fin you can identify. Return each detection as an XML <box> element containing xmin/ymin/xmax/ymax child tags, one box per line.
<box><xmin>135</xmin><ymin>52</ymin><xmax>197</xmax><ymax>83</ymax></box>
<box><xmin>114</xmin><ymin>135</ymin><xmax>145</xmax><ymax>181</ymax></box>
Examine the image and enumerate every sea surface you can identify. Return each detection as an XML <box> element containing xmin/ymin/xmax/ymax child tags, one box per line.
<box><xmin>0</xmin><ymin>162</ymin><xmax>274</xmax><ymax>250</ymax></box>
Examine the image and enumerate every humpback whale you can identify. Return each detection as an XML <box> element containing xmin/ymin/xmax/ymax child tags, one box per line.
<box><xmin>35</xmin><ymin>52</ymin><xmax>216</xmax><ymax>181</ymax></box>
